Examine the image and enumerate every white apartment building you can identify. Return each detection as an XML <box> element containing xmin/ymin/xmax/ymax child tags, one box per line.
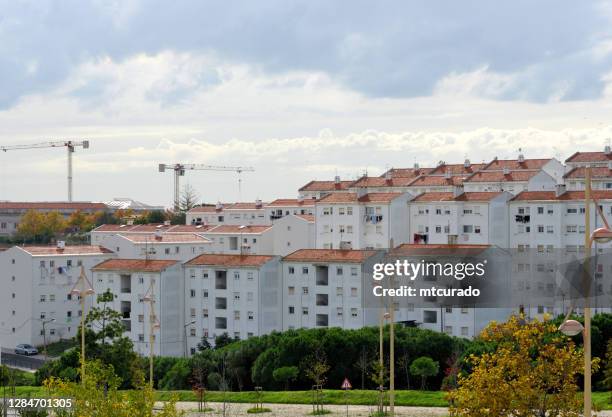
<box><xmin>186</xmin><ymin>201</ymin><xmax>268</xmax><ymax>226</ymax></box>
<box><xmin>408</xmin><ymin>191</ymin><xmax>511</xmax><ymax>247</ymax></box>
<box><xmin>201</xmin><ymin>215</ymin><xmax>313</xmax><ymax>256</ymax></box>
<box><xmin>91</xmin><ymin>259</ymin><xmax>184</xmax><ymax>357</ymax></box>
<box><xmin>183</xmin><ymin>254</ymin><xmax>281</xmax><ymax>352</ymax></box>
<box><xmin>347</xmin><ymin>175</ymin><xmax>415</xmax><ymax>193</ymax></box>
<box><xmin>463</xmin><ymin>169</ymin><xmax>556</xmax><ymax>194</ymax></box>
<box><xmin>298</xmin><ymin>177</ymin><xmax>354</xmax><ymax>200</ymax></box>
<box><xmin>405</xmin><ymin>174</ymin><xmax>466</xmax><ymax>195</ymax></box>
<box><xmin>100</xmin><ymin>233</ymin><xmax>212</xmax><ymax>262</ymax></box>
<box><xmin>509</xmin><ymin>190</ymin><xmax>612</xmax><ymax>250</ymax></box>
<box><xmin>0</xmin><ymin>202</ymin><xmax>108</xmax><ymax>237</ymax></box>
<box><xmin>281</xmin><ymin>249</ymin><xmax>384</xmax><ymax>330</ymax></box>
<box><xmin>388</xmin><ymin>244</ymin><xmax>513</xmax><ymax>339</ymax></box>
<box><xmin>0</xmin><ymin>245</ymin><xmax>115</xmax><ymax>349</ymax></box>
<box><xmin>380</xmin><ymin>165</ymin><xmax>433</xmax><ymax>179</ymax></box>
<box><xmin>315</xmin><ymin>192</ymin><xmax>412</xmax><ymax>250</ymax></box>
<box><xmin>566</xmin><ymin>145</ymin><xmax>612</xmax><ymax>169</ymax></box>
<box><xmin>265</xmin><ymin>198</ymin><xmax>315</xmax><ymax>221</ymax></box>
<box><xmin>564</xmin><ymin>166</ymin><xmax>612</xmax><ymax>191</ymax></box>
<box><xmin>90</xmin><ymin>223</ymin><xmax>215</xmax><ymax>246</ymax></box>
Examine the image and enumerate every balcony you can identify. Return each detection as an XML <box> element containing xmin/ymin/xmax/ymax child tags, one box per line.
<box><xmin>316</xmin><ymin>294</ymin><xmax>329</xmax><ymax>306</ymax></box>
<box><xmin>364</xmin><ymin>214</ymin><xmax>384</xmax><ymax>224</ymax></box>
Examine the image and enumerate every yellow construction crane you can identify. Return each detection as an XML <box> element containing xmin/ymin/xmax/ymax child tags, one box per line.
<box><xmin>1</xmin><ymin>140</ymin><xmax>90</xmax><ymax>202</ymax></box>
<box><xmin>158</xmin><ymin>163</ymin><xmax>255</xmax><ymax>211</ymax></box>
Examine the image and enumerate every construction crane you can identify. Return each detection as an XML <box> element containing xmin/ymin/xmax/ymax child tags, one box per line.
<box><xmin>158</xmin><ymin>163</ymin><xmax>255</xmax><ymax>211</ymax></box>
<box><xmin>1</xmin><ymin>140</ymin><xmax>90</xmax><ymax>202</ymax></box>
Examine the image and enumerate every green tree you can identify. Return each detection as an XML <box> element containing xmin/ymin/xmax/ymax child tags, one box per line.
<box><xmin>410</xmin><ymin>357</ymin><xmax>439</xmax><ymax>390</ymax></box>
<box><xmin>179</xmin><ymin>183</ymin><xmax>199</xmax><ymax>212</ymax></box>
<box><xmin>273</xmin><ymin>366</ymin><xmax>299</xmax><ymax>390</ymax></box>
<box><xmin>85</xmin><ymin>289</ymin><xmax>125</xmax><ymax>345</ymax></box>
<box><xmin>147</xmin><ymin>210</ymin><xmax>167</xmax><ymax>223</ymax></box>
<box><xmin>16</xmin><ymin>210</ymin><xmax>67</xmax><ymax>243</ymax></box>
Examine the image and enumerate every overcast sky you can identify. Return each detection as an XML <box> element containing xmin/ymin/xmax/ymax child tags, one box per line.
<box><xmin>2</xmin><ymin>1</ymin><xmax>612</xmax><ymax>207</ymax></box>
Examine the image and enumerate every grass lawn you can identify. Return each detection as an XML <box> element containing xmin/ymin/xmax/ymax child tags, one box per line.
<box><xmin>9</xmin><ymin>387</ymin><xmax>612</xmax><ymax>409</ymax></box>
<box><xmin>39</xmin><ymin>339</ymin><xmax>78</xmax><ymax>357</ymax></box>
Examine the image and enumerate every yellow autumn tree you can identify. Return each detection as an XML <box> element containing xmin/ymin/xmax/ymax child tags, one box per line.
<box><xmin>16</xmin><ymin>210</ymin><xmax>68</xmax><ymax>243</ymax></box>
<box><xmin>448</xmin><ymin>315</ymin><xmax>596</xmax><ymax>417</ymax></box>
<box><xmin>45</xmin><ymin>359</ymin><xmax>183</xmax><ymax>417</ymax></box>
<box><xmin>67</xmin><ymin>210</ymin><xmax>96</xmax><ymax>232</ymax></box>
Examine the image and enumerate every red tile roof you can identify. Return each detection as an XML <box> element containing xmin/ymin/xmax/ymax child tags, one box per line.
<box><xmin>381</xmin><ymin>167</ymin><xmax>434</xmax><ymax>178</ymax></box>
<box><xmin>19</xmin><ymin>245</ymin><xmax>113</xmax><ymax>256</ymax></box>
<box><xmin>412</xmin><ymin>192</ymin><xmax>455</xmax><ymax>202</ymax></box>
<box><xmin>511</xmin><ymin>190</ymin><xmax>612</xmax><ymax>201</ymax></box>
<box><xmin>119</xmin><ymin>233</ymin><xmax>210</xmax><ymax>243</ymax></box>
<box><xmin>92</xmin><ymin>259</ymin><xmax>178</xmax><ymax>272</ymax></box>
<box><xmin>407</xmin><ymin>175</ymin><xmax>465</xmax><ymax>187</ymax></box>
<box><xmin>93</xmin><ymin>224</ymin><xmax>215</xmax><ymax>233</ymax></box>
<box><xmin>564</xmin><ymin>167</ymin><xmax>612</xmax><ymax>179</ymax></box>
<box><xmin>299</xmin><ymin>180</ymin><xmax>353</xmax><ymax>192</ymax></box>
<box><xmin>226</xmin><ymin>202</ymin><xmax>266</xmax><ymax>210</ymax></box>
<box><xmin>565</xmin><ymin>151</ymin><xmax>612</xmax><ymax>163</ymax></box>
<box><xmin>391</xmin><ymin>244</ymin><xmax>490</xmax><ymax>256</ymax></box>
<box><xmin>295</xmin><ymin>214</ymin><xmax>315</xmax><ymax>222</ymax></box>
<box><xmin>266</xmin><ymin>199</ymin><xmax>316</xmax><ymax>207</ymax></box>
<box><xmin>317</xmin><ymin>192</ymin><xmax>403</xmax><ymax>204</ymax></box>
<box><xmin>166</xmin><ymin>225</ymin><xmax>216</xmax><ymax>233</ymax></box>
<box><xmin>283</xmin><ymin>249</ymin><xmax>377</xmax><ymax>263</ymax></box>
<box><xmin>186</xmin><ymin>254</ymin><xmax>275</xmax><ymax>267</ymax></box>
<box><xmin>0</xmin><ymin>202</ymin><xmax>107</xmax><ymax>210</ymax></box>
<box><xmin>205</xmin><ymin>225</ymin><xmax>273</xmax><ymax>234</ymax></box>
<box><xmin>188</xmin><ymin>205</ymin><xmax>224</xmax><ymax>213</ymax></box>
<box><xmin>349</xmin><ymin>176</ymin><xmax>414</xmax><ymax>188</ymax></box>
<box><xmin>482</xmin><ymin>158</ymin><xmax>551</xmax><ymax>170</ymax></box>
<box><xmin>412</xmin><ymin>192</ymin><xmax>503</xmax><ymax>202</ymax></box>
<box><xmin>428</xmin><ymin>163</ymin><xmax>485</xmax><ymax>176</ymax></box>
<box><xmin>464</xmin><ymin>170</ymin><xmax>539</xmax><ymax>183</ymax></box>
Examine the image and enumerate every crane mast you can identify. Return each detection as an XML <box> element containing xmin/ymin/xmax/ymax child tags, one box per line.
<box><xmin>158</xmin><ymin>163</ymin><xmax>255</xmax><ymax>211</ymax></box>
<box><xmin>1</xmin><ymin>140</ymin><xmax>90</xmax><ymax>202</ymax></box>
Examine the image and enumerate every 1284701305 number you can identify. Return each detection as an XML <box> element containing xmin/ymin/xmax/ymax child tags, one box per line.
<box><xmin>6</xmin><ymin>398</ymin><xmax>73</xmax><ymax>410</ymax></box>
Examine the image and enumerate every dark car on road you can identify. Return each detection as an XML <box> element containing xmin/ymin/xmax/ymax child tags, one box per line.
<box><xmin>14</xmin><ymin>344</ymin><xmax>38</xmax><ymax>356</ymax></box>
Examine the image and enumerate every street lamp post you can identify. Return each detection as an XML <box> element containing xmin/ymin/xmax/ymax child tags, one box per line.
<box><xmin>41</xmin><ymin>318</ymin><xmax>56</xmax><ymax>360</ymax></box>
<box><xmin>69</xmin><ymin>266</ymin><xmax>95</xmax><ymax>383</ymax></box>
<box><xmin>559</xmin><ymin>166</ymin><xmax>612</xmax><ymax>417</ymax></box>
<box><xmin>184</xmin><ymin>320</ymin><xmax>196</xmax><ymax>358</ymax></box>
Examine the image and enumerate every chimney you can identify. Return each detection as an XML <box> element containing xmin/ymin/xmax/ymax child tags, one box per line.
<box><xmin>163</xmin><ymin>220</ymin><xmax>171</xmax><ymax>226</ymax></box>
<box><xmin>464</xmin><ymin>159</ymin><xmax>471</xmax><ymax>168</ymax></box>
<box><xmin>518</xmin><ymin>151</ymin><xmax>525</xmax><ymax>163</ymax></box>
<box><xmin>216</xmin><ymin>201</ymin><xmax>223</xmax><ymax>210</ymax></box>
<box><xmin>413</xmin><ymin>162</ymin><xmax>420</xmax><ymax>170</ymax></box>
<box><xmin>384</xmin><ymin>169</ymin><xmax>392</xmax><ymax>184</ymax></box>
<box><xmin>555</xmin><ymin>183</ymin><xmax>566</xmax><ymax>197</ymax></box>
<box><xmin>57</xmin><ymin>241</ymin><xmax>65</xmax><ymax>250</ymax></box>
<box><xmin>334</xmin><ymin>175</ymin><xmax>341</xmax><ymax>184</ymax></box>
<box><xmin>444</xmin><ymin>171</ymin><xmax>452</xmax><ymax>180</ymax></box>
<box><xmin>255</xmin><ymin>199</ymin><xmax>263</xmax><ymax>209</ymax></box>
<box><xmin>297</xmin><ymin>195</ymin><xmax>304</xmax><ymax>203</ymax></box>
<box><xmin>605</xmin><ymin>144</ymin><xmax>611</xmax><ymax>155</ymax></box>
<box><xmin>154</xmin><ymin>230</ymin><xmax>163</xmax><ymax>241</ymax></box>
<box><xmin>126</xmin><ymin>218</ymin><xmax>134</xmax><ymax>226</ymax></box>
<box><xmin>503</xmin><ymin>167</ymin><xmax>510</xmax><ymax>176</ymax></box>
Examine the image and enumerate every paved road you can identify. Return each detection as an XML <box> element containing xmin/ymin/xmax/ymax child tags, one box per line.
<box><xmin>0</xmin><ymin>348</ymin><xmax>46</xmax><ymax>370</ymax></box>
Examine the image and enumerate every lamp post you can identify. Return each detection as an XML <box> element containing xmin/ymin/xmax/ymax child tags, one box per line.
<box><xmin>41</xmin><ymin>318</ymin><xmax>56</xmax><ymax>360</ymax></box>
<box><xmin>143</xmin><ymin>284</ymin><xmax>160</xmax><ymax>389</ymax></box>
<box><xmin>69</xmin><ymin>266</ymin><xmax>95</xmax><ymax>383</ymax></box>
<box><xmin>184</xmin><ymin>320</ymin><xmax>196</xmax><ymax>358</ymax></box>
<box><xmin>559</xmin><ymin>166</ymin><xmax>612</xmax><ymax>417</ymax></box>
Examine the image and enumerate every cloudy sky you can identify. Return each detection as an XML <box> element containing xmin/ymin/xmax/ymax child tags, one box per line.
<box><xmin>2</xmin><ymin>1</ymin><xmax>612</xmax><ymax>207</ymax></box>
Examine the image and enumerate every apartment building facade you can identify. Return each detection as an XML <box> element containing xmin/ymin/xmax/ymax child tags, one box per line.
<box><xmin>298</xmin><ymin>177</ymin><xmax>354</xmax><ymax>200</ymax></box>
<box><xmin>100</xmin><ymin>233</ymin><xmax>212</xmax><ymax>261</ymax></box>
<box><xmin>408</xmin><ymin>191</ymin><xmax>511</xmax><ymax>246</ymax></box>
<box><xmin>314</xmin><ymin>192</ymin><xmax>412</xmax><ymax>250</ymax></box>
<box><xmin>0</xmin><ymin>245</ymin><xmax>114</xmax><ymax>349</ymax></box>
<box><xmin>91</xmin><ymin>259</ymin><xmax>184</xmax><ymax>357</ymax></box>
<box><xmin>183</xmin><ymin>254</ymin><xmax>281</xmax><ymax>352</ymax></box>
<box><xmin>281</xmin><ymin>249</ymin><xmax>384</xmax><ymax>330</ymax></box>
<box><xmin>186</xmin><ymin>201</ymin><xmax>268</xmax><ymax>226</ymax></box>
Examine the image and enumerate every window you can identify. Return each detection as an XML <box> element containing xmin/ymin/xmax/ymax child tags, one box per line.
<box><xmin>138</xmin><ymin>315</ymin><xmax>144</xmax><ymax>323</ymax></box>
<box><xmin>461</xmin><ymin>327</ymin><xmax>469</xmax><ymax>336</ymax></box>
<box><xmin>40</xmin><ymin>295</ymin><xmax>46</xmax><ymax>302</ymax></box>
<box><xmin>203</xmin><ymin>309</ymin><xmax>209</xmax><ymax>318</ymax></box>
<box><xmin>288</xmin><ymin>266</ymin><xmax>295</xmax><ymax>274</ymax></box>
<box><xmin>347</xmin><ymin>207</ymin><xmax>353</xmax><ymax>215</ymax></box>
<box><xmin>339</xmin><ymin>207</ymin><xmax>345</xmax><ymax>215</ymax></box>
<box><xmin>461</xmin><ymin>307</ymin><xmax>469</xmax><ymax>314</ymax></box>
<box><xmin>248</xmin><ymin>311</ymin><xmax>254</xmax><ymax>320</ymax></box>
<box><xmin>537</xmin><ymin>225</ymin><xmax>544</xmax><ymax>233</ymax></box>
<box><xmin>289</xmin><ymin>306</ymin><xmax>295</xmax><ymax>314</ymax></box>
<box><xmin>49</xmin><ymin>294</ymin><xmax>55</xmax><ymax>302</ymax></box>
<box><xmin>202</xmin><ymin>271</ymin><xmax>209</xmax><ymax>279</ymax></box>
<box><xmin>234</xmin><ymin>271</ymin><xmax>240</xmax><ymax>280</ymax></box>
<box><xmin>463</xmin><ymin>208</ymin><xmax>473</xmax><ymax>215</ymax></box>
<box><xmin>302</xmin><ymin>287</ymin><xmax>309</xmax><ymax>295</ymax></box>
<box><xmin>234</xmin><ymin>310</ymin><xmax>240</xmax><ymax>320</ymax></box>
<box><xmin>190</xmin><ymin>308</ymin><xmax>196</xmax><ymax>318</ymax></box>
<box><xmin>435</xmin><ymin>226</ymin><xmax>442</xmax><ymax>233</ymax></box>
<box><xmin>337</xmin><ymin>307</ymin><xmax>343</xmax><ymax>316</ymax></box>
<box><xmin>247</xmin><ymin>292</ymin><xmax>253</xmax><ymax>301</ymax></box>
<box><xmin>462</xmin><ymin>225</ymin><xmax>473</xmax><ymax>233</ymax></box>
<box><xmin>247</xmin><ymin>272</ymin><xmax>254</xmax><ymax>280</ymax></box>
<box><xmin>445</xmin><ymin>306</ymin><xmax>453</xmax><ymax>313</ymax></box>
<box><xmin>202</xmin><ymin>290</ymin><xmax>209</xmax><ymax>298</ymax></box>
<box><xmin>165</xmin><ymin>248</ymin><xmax>170</xmax><ymax>255</ymax></box>
<box><xmin>234</xmin><ymin>292</ymin><xmax>240</xmax><ymax>300</ymax></box>
<box><xmin>351</xmin><ymin>308</ymin><xmax>358</xmax><ymax>317</ymax></box>
<box><xmin>474</xmin><ymin>226</ymin><xmax>481</xmax><ymax>234</ymax></box>
<box><xmin>190</xmin><ymin>289</ymin><xmax>196</xmax><ymax>298</ymax></box>
<box><xmin>444</xmin><ymin>326</ymin><xmax>452</xmax><ymax>335</ymax></box>
<box><xmin>302</xmin><ymin>307</ymin><xmax>309</xmax><ymax>315</ymax></box>
<box><xmin>302</xmin><ymin>267</ymin><xmax>309</xmax><ymax>274</ymax></box>
<box><xmin>546</xmin><ymin>225</ymin><xmax>554</xmax><ymax>234</ymax></box>
<box><xmin>336</xmin><ymin>267</ymin><xmax>343</xmax><ymax>276</ymax></box>
<box><xmin>567</xmin><ymin>225</ymin><xmax>577</xmax><ymax>233</ymax></box>
<box><xmin>346</xmin><ymin>225</ymin><xmax>353</xmax><ymax>234</ymax></box>
<box><xmin>537</xmin><ymin>207</ymin><xmax>544</xmax><ymax>214</ymax></box>
<box><xmin>190</xmin><ymin>328</ymin><xmax>196</xmax><ymax>337</ymax></box>
<box><xmin>288</xmin><ymin>286</ymin><xmax>295</xmax><ymax>295</ymax></box>
<box><xmin>351</xmin><ymin>267</ymin><xmax>358</xmax><ymax>276</ymax></box>
<box><xmin>351</xmin><ymin>287</ymin><xmax>358</xmax><ymax>297</ymax></box>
